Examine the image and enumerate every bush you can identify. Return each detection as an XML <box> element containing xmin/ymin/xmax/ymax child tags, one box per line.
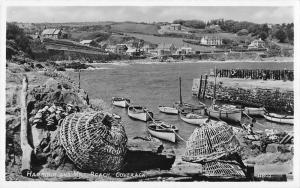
<box><xmin>6</xmin><ymin>23</ymin><xmax>33</xmax><ymax>57</ymax></box>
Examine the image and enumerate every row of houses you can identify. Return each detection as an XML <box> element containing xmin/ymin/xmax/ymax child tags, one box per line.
<box><xmin>104</xmin><ymin>38</ymin><xmax>266</xmax><ymax>57</ymax></box>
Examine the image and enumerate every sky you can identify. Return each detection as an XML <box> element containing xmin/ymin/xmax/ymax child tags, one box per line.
<box><xmin>7</xmin><ymin>6</ymin><xmax>294</xmax><ymax>24</ymax></box>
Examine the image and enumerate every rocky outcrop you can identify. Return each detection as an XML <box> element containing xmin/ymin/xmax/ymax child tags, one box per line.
<box><xmin>123</xmin><ymin>137</ymin><xmax>176</xmax><ymax>172</ymax></box>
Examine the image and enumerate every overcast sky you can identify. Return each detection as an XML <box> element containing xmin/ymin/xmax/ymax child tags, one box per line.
<box><xmin>7</xmin><ymin>6</ymin><xmax>293</xmax><ymax>24</ymax></box>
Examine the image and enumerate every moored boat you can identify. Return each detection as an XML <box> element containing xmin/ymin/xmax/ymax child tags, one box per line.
<box><xmin>173</xmin><ymin>102</ymin><xmax>206</xmax><ymax>115</ymax></box>
<box><xmin>111</xmin><ymin>97</ymin><xmax>130</xmax><ymax>108</ymax></box>
<box><xmin>158</xmin><ymin>105</ymin><xmax>178</xmax><ymax>115</ymax></box>
<box><xmin>264</xmin><ymin>113</ymin><xmax>293</xmax><ymax>125</ymax></box>
<box><xmin>147</xmin><ymin>123</ymin><xmax>176</xmax><ymax>143</ymax></box>
<box><xmin>180</xmin><ymin>113</ymin><xmax>209</xmax><ymax>125</ymax></box>
<box><xmin>149</xmin><ymin>119</ymin><xmax>178</xmax><ymax>132</ymax></box>
<box><xmin>206</xmin><ymin>105</ymin><xmax>242</xmax><ymax>122</ymax></box>
<box><xmin>127</xmin><ymin>105</ymin><xmax>153</xmax><ymax>122</ymax></box>
<box><xmin>243</xmin><ymin>107</ymin><xmax>265</xmax><ymax>117</ymax></box>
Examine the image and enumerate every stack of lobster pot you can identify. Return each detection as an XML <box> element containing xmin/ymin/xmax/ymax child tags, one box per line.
<box><xmin>182</xmin><ymin>121</ymin><xmax>246</xmax><ymax>178</ymax></box>
<box><xmin>30</xmin><ymin>104</ymin><xmax>79</xmax><ymax>131</ymax></box>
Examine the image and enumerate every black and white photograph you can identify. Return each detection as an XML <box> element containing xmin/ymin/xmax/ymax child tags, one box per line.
<box><xmin>1</xmin><ymin>0</ymin><xmax>299</xmax><ymax>186</ymax></box>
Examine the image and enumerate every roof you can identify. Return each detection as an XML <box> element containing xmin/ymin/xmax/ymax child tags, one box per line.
<box><xmin>80</xmin><ymin>40</ymin><xmax>93</xmax><ymax>44</ymax></box>
<box><xmin>41</xmin><ymin>28</ymin><xmax>61</xmax><ymax>35</ymax></box>
<box><xmin>171</xmin><ymin>24</ymin><xmax>181</xmax><ymax>26</ymax></box>
<box><xmin>126</xmin><ymin>48</ymin><xmax>137</xmax><ymax>53</ymax></box>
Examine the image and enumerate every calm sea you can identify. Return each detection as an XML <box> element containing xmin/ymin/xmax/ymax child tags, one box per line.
<box><xmin>66</xmin><ymin>61</ymin><xmax>293</xmax><ymax>155</ymax></box>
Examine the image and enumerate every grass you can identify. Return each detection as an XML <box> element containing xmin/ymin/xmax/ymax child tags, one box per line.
<box><xmin>70</xmin><ymin>31</ymin><xmax>111</xmax><ymax>42</ymax></box>
<box><xmin>125</xmin><ymin>33</ymin><xmax>220</xmax><ymax>51</ymax></box>
<box><xmin>110</xmin><ymin>22</ymin><xmax>159</xmax><ymax>35</ymax></box>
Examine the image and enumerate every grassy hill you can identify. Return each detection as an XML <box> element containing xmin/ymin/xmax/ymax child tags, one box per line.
<box><xmin>126</xmin><ymin>33</ymin><xmax>221</xmax><ymax>51</ymax></box>
<box><xmin>70</xmin><ymin>31</ymin><xmax>111</xmax><ymax>42</ymax></box>
<box><xmin>110</xmin><ymin>22</ymin><xmax>159</xmax><ymax>35</ymax></box>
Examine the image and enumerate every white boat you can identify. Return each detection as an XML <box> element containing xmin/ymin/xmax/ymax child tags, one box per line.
<box><xmin>158</xmin><ymin>105</ymin><xmax>178</xmax><ymax>115</ymax></box>
<box><xmin>111</xmin><ymin>97</ymin><xmax>130</xmax><ymax>108</ymax></box>
<box><xmin>180</xmin><ymin>113</ymin><xmax>209</xmax><ymax>125</ymax></box>
<box><xmin>264</xmin><ymin>113</ymin><xmax>293</xmax><ymax>125</ymax></box>
<box><xmin>243</xmin><ymin>107</ymin><xmax>265</xmax><ymax>117</ymax></box>
<box><xmin>206</xmin><ymin>105</ymin><xmax>242</xmax><ymax>122</ymax></box>
<box><xmin>149</xmin><ymin>119</ymin><xmax>178</xmax><ymax>132</ymax></box>
<box><xmin>147</xmin><ymin>124</ymin><xmax>176</xmax><ymax>143</ymax></box>
<box><xmin>127</xmin><ymin>105</ymin><xmax>153</xmax><ymax>122</ymax></box>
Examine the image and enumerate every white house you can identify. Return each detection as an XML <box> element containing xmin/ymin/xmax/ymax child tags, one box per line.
<box><xmin>200</xmin><ymin>36</ymin><xmax>223</xmax><ymax>46</ymax></box>
<box><xmin>248</xmin><ymin>38</ymin><xmax>265</xmax><ymax>49</ymax></box>
<box><xmin>80</xmin><ymin>40</ymin><xmax>93</xmax><ymax>46</ymax></box>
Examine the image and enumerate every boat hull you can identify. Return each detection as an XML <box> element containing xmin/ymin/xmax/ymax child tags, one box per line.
<box><xmin>112</xmin><ymin>97</ymin><xmax>130</xmax><ymax>108</ymax></box>
<box><xmin>158</xmin><ymin>106</ymin><xmax>178</xmax><ymax>115</ymax></box>
<box><xmin>128</xmin><ymin>107</ymin><xmax>153</xmax><ymax>122</ymax></box>
<box><xmin>244</xmin><ymin>107</ymin><xmax>265</xmax><ymax>117</ymax></box>
<box><xmin>180</xmin><ymin>114</ymin><xmax>208</xmax><ymax>125</ymax></box>
<box><xmin>207</xmin><ymin>107</ymin><xmax>242</xmax><ymax>122</ymax></box>
<box><xmin>148</xmin><ymin>128</ymin><xmax>176</xmax><ymax>142</ymax></box>
<box><xmin>264</xmin><ymin>114</ymin><xmax>293</xmax><ymax>125</ymax></box>
<box><xmin>112</xmin><ymin>100</ymin><xmax>129</xmax><ymax>108</ymax></box>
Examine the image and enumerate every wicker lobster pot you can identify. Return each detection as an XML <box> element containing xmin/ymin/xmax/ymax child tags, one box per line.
<box><xmin>182</xmin><ymin>121</ymin><xmax>240</xmax><ymax>163</ymax></box>
<box><xmin>60</xmin><ymin>111</ymin><xmax>127</xmax><ymax>172</ymax></box>
<box><xmin>202</xmin><ymin>160</ymin><xmax>245</xmax><ymax>178</ymax></box>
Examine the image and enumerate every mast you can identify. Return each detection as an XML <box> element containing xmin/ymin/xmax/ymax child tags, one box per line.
<box><xmin>179</xmin><ymin>77</ymin><xmax>183</xmax><ymax>105</ymax></box>
<box><xmin>213</xmin><ymin>66</ymin><xmax>217</xmax><ymax>103</ymax></box>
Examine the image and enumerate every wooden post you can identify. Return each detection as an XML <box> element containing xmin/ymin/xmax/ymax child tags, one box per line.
<box><xmin>202</xmin><ymin>74</ymin><xmax>208</xmax><ymax>99</ymax></box>
<box><xmin>179</xmin><ymin>77</ymin><xmax>183</xmax><ymax>105</ymax></box>
<box><xmin>78</xmin><ymin>69</ymin><xmax>81</xmax><ymax>89</ymax></box>
<box><xmin>20</xmin><ymin>76</ymin><xmax>33</xmax><ymax>176</ymax></box>
<box><xmin>246</xmin><ymin>165</ymin><xmax>255</xmax><ymax>181</ymax></box>
<box><xmin>198</xmin><ymin>75</ymin><xmax>203</xmax><ymax>100</ymax></box>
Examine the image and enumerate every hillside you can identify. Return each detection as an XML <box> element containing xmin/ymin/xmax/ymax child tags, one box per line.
<box><xmin>110</xmin><ymin>22</ymin><xmax>160</xmax><ymax>35</ymax></box>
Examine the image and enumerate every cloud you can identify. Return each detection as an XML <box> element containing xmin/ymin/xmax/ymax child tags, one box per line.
<box><xmin>7</xmin><ymin>6</ymin><xmax>293</xmax><ymax>24</ymax></box>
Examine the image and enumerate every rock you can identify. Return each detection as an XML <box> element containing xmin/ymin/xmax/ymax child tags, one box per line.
<box><xmin>123</xmin><ymin>137</ymin><xmax>176</xmax><ymax>172</ymax></box>
<box><xmin>251</xmin><ymin>141</ymin><xmax>262</xmax><ymax>149</ymax></box>
<box><xmin>171</xmin><ymin>161</ymin><xmax>203</xmax><ymax>175</ymax></box>
<box><xmin>278</xmin><ymin>144</ymin><xmax>293</xmax><ymax>153</ymax></box>
<box><xmin>266</xmin><ymin>143</ymin><xmax>280</xmax><ymax>153</ymax></box>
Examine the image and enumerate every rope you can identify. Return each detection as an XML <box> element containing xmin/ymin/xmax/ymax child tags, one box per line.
<box><xmin>145</xmin><ymin>110</ymin><xmax>186</xmax><ymax>142</ymax></box>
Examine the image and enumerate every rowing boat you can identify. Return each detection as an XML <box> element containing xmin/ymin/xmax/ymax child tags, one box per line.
<box><xmin>127</xmin><ymin>105</ymin><xmax>153</xmax><ymax>122</ymax></box>
<box><xmin>111</xmin><ymin>97</ymin><xmax>130</xmax><ymax>108</ymax></box>
<box><xmin>158</xmin><ymin>105</ymin><xmax>178</xmax><ymax>115</ymax></box>
<box><xmin>206</xmin><ymin>105</ymin><xmax>242</xmax><ymax>122</ymax></box>
<box><xmin>264</xmin><ymin>113</ymin><xmax>293</xmax><ymax>125</ymax></box>
<box><xmin>149</xmin><ymin>119</ymin><xmax>178</xmax><ymax>132</ymax></box>
<box><xmin>180</xmin><ymin>113</ymin><xmax>209</xmax><ymax>125</ymax></box>
<box><xmin>243</xmin><ymin>107</ymin><xmax>265</xmax><ymax>117</ymax></box>
<box><xmin>147</xmin><ymin>123</ymin><xmax>176</xmax><ymax>143</ymax></box>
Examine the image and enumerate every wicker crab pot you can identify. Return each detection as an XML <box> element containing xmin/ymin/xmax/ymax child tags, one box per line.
<box><xmin>60</xmin><ymin>111</ymin><xmax>127</xmax><ymax>172</ymax></box>
<box><xmin>182</xmin><ymin>121</ymin><xmax>240</xmax><ymax>163</ymax></box>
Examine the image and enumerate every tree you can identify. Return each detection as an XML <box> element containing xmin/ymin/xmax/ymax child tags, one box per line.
<box><xmin>259</xmin><ymin>32</ymin><xmax>268</xmax><ymax>41</ymax></box>
<box><xmin>275</xmin><ymin>29</ymin><xmax>287</xmax><ymax>43</ymax></box>
<box><xmin>6</xmin><ymin>23</ymin><xmax>33</xmax><ymax>57</ymax></box>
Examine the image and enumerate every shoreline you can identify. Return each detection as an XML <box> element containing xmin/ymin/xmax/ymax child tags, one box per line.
<box><xmin>85</xmin><ymin>57</ymin><xmax>294</xmax><ymax>66</ymax></box>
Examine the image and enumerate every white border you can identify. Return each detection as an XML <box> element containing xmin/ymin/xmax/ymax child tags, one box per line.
<box><xmin>1</xmin><ymin>1</ymin><xmax>299</xmax><ymax>188</ymax></box>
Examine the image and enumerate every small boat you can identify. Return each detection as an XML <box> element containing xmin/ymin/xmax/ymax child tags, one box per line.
<box><xmin>147</xmin><ymin>123</ymin><xmax>176</xmax><ymax>143</ymax></box>
<box><xmin>264</xmin><ymin>113</ymin><xmax>293</xmax><ymax>125</ymax></box>
<box><xmin>127</xmin><ymin>105</ymin><xmax>153</xmax><ymax>122</ymax></box>
<box><xmin>243</xmin><ymin>107</ymin><xmax>265</xmax><ymax>117</ymax></box>
<box><xmin>180</xmin><ymin>113</ymin><xmax>209</xmax><ymax>125</ymax></box>
<box><xmin>111</xmin><ymin>97</ymin><xmax>130</xmax><ymax>108</ymax></box>
<box><xmin>173</xmin><ymin>102</ymin><xmax>206</xmax><ymax>115</ymax></box>
<box><xmin>206</xmin><ymin>105</ymin><xmax>242</xmax><ymax>122</ymax></box>
<box><xmin>149</xmin><ymin>119</ymin><xmax>178</xmax><ymax>132</ymax></box>
<box><xmin>158</xmin><ymin>105</ymin><xmax>178</xmax><ymax>115</ymax></box>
